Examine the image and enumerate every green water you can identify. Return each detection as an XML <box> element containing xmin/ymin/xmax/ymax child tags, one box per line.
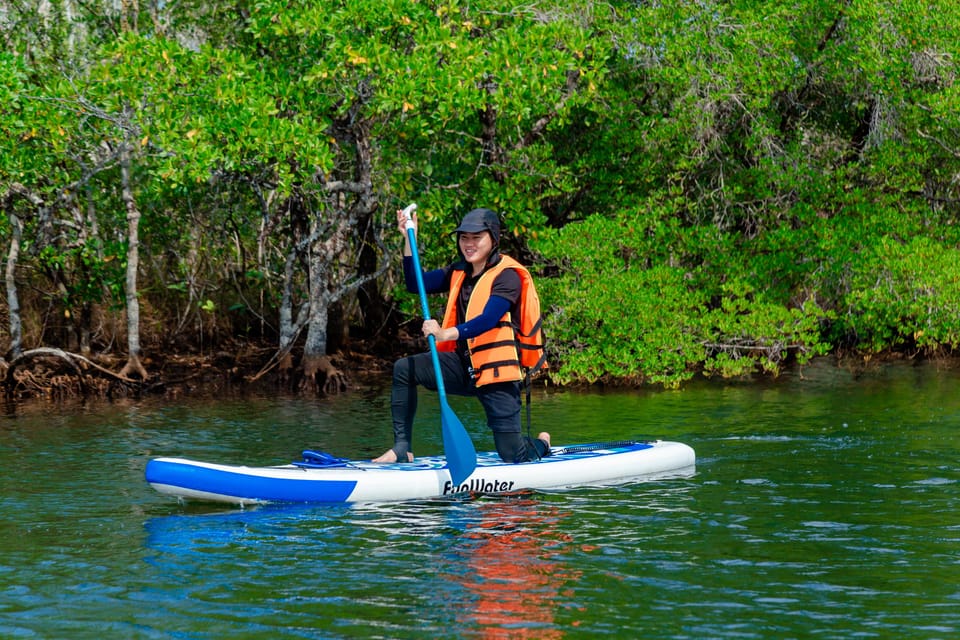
<box><xmin>1</xmin><ymin>359</ymin><xmax>958</xmax><ymax>639</ymax></box>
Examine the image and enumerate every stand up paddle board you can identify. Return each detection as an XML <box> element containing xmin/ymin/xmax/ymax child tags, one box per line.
<box><xmin>145</xmin><ymin>440</ymin><xmax>695</xmax><ymax>505</ymax></box>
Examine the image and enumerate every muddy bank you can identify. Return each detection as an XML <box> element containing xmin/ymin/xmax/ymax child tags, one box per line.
<box><xmin>0</xmin><ymin>340</ymin><xmax>398</xmax><ymax>403</ymax></box>
<box><xmin>3</xmin><ymin>338</ymin><xmax>957</xmax><ymax>406</ymax></box>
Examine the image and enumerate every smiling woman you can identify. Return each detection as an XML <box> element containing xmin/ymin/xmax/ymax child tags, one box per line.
<box><xmin>374</xmin><ymin>207</ymin><xmax>551</xmax><ymax>468</ymax></box>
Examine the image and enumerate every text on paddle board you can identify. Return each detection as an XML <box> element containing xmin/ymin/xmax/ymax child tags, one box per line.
<box><xmin>443</xmin><ymin>478</ymin><xmax>515</xmax><ymax>495</ymax></box>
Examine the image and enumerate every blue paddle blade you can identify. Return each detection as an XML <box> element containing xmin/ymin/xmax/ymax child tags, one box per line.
<box><xmin>440</xmin><ymin>400</ymin><xmax>477</xmax><ymax>485</ymax></box>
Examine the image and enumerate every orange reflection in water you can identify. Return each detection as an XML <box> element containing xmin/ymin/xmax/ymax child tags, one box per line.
<box><xmin>452</xmin><ymin>496</ymin><xmax>583</xmax><ymax>639</ymax></box>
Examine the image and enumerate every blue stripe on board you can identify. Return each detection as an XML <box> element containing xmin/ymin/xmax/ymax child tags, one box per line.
<box><xmin>551</xmin><ymin>441</ymin><xmax>654</xmax><ymax>458</ymax></box>
<box><xmin>145</xmin><ymin>459</ymin><xmax>358</xmax><ymax>503</ymax></box>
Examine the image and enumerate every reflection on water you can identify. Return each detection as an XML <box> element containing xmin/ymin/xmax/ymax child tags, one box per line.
<box><xmin>444</xmin><ymin>497</ymin><xmax>579</xmax><ymax>639</ymax></box>
<box><xmin>139</xmin><ymin>495</ymin><xmax>587</xmax><ymax>638</ymax></box>
<box><xmin>2</xmin><ymin>359</ymin><xmax>960</xmax><ymax>638</ymax></box>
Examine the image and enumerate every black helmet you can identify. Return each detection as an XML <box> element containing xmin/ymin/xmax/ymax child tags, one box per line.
<box><xmin>454</xmin><ymin>207</ymin><xmax>501</xmax><ymax>266</ymax></box>
<box><xmin>454</xmin><ymin>208</ymin><xmax>500</xmax><ymax>247</ymax></box>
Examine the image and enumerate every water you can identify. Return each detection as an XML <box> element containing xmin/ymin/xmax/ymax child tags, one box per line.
<box><xmin>1</xmin><ymin>359</ymin><xmax>959</xmax><ymax>639</ymax></box>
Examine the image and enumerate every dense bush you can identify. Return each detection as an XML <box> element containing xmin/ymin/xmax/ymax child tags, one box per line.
<box><xmin>2</xmin><ymin>1</ymin><xmax>959</xmax><ymax>388</ymax></box>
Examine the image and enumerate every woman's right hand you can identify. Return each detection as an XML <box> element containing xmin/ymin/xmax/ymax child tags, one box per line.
<box><xmin>397</xmin><ymin>209</ymin><xmax>418</xmax><ymax>257</ymax></box>
<box><xmin>397</xmin><ymin>208</ymin><xmax>418</xmax><ymax>236</ymax></box>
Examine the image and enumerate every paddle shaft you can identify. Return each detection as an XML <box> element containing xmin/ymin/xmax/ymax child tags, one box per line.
<box><xmin>402</xmin><ymin>204</ymin><xmax>449</xmax><ymax>397</ymax></box>
<box><xmin>401</xmin><ymin>203</ymin><xmax>476</xmax><ymax>483</ymax></box>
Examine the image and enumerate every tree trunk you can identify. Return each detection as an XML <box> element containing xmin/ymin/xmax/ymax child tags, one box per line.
<box><xmin>80</xmin><ymin>184</ymin><xmax>104</xmax><ymax>357</ymax></box>
<box><xmin>4</xmin><ymin>209</ymin><xmax>24</xmax><ymax>359</ymax></box>
<box><xmin>301</xmin><ymin>353</ymin><xmax>346</xmax><ymax>395</ymax></box>
<box><xmin>301</xmin><ymin>291</ymin><xmax>347</xmax><ymax>394</ymax></box>
<box><xmin>355</xmin><ymin>213</ymin><xmax>392</xmax><ymax>345</ymax></box>
<box><xmin>118</xmin><ymin>144</ymin><xmax>147</xmax><ymax>380</ymax></box>
<box><xmin>120</xmin><ymin>0</ymin><xmax>139</xmax><ymax>33</ymax></box>
<box><xmin>276</xmin><ymin>246</ymin><xmax>309</xmax><ymax>385</ymax></box>
<box><xmin>301</xmin><ymin>214</ymin><xmax>348</xmax><ymax>394</ymax></box>
<box><xmin>3</xmin><ymin>184</ymin><xmax>43</xmax><ymax>360</ymax></box>
<box><xmin>304</xmin><ymin>233</ymin><xmax>330</xmax><ymax>364</ymax></box>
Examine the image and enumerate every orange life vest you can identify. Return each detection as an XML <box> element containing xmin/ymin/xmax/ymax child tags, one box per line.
<box><xmin>437</xmin><ymin>256</ymin><xmax>547</xmax><ymax>387</ymax></box>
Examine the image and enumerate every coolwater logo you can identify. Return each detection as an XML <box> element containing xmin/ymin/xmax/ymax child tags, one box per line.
<box><xmin>443</xmin><ymin>477</ymin><xmax>515</xmax><ymax>495</ymax></box>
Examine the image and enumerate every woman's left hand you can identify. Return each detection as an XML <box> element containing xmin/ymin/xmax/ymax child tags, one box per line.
<box><xmin>422</xmin><ymin>319</ymin><xmax>457</xmax><ymax>342</ymax></box>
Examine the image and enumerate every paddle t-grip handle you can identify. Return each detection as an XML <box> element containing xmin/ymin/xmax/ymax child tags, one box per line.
<box><xmin>401</xmin><ymin>203</ymin><xmax>417</xmax><ymax>231</ymax></box>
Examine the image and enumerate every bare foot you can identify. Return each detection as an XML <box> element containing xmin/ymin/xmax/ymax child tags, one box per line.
<box><xmin>537</xmin><ymin>431</ymin><xmax>551</xmax><ymax>447</ymax></box>
<box><xmin>372</xmin><ymin>449</ymin><xmax>415</xmax><ymax>463</ymax></box>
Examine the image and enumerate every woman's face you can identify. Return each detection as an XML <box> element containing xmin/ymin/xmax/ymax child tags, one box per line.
<box><xmin>459</xmin><ymin>231</ymin><xmax>494</xmax><ymax>273</ymax></box>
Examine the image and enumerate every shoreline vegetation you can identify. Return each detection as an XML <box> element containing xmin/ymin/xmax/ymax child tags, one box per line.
<box><xmin>2</xmin><ymin>338</ymin><xmax>957</xmax><ymax>405</ymax></box>
<box><xmin>3</xmin><ymin>2</ymin><xmax>960</xmax><ymax>402</ymax></box>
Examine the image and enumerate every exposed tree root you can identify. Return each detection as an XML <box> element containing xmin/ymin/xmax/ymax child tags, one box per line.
<box><xmin>2</xmin><ymin>348</ymin><xmax>142</xmax><ymax>399</ymax></box>
<box><xmin>119</xmin><ymin>352</ymin><xmax>149</xmax><ymax>381</ymax></box>
<box><xmin>300</xmin><ymin>354</ymin><xmax>349</xmax><ymax>395</ymax></box>
<box><xmin>249</xmin><ymin>347</ymin><xmax>349</xmax><ymax>395</ymax></box>
<box><xmin>1</xmin><ymin>341</ymin><xmax>394</xmax><ymax>403</ymax></box>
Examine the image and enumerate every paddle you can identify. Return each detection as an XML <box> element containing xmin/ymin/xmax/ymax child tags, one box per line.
<box><xmin>401</xmin><ymin>203</ymin><xmax>477</xmax><ymax>485</ymax></box>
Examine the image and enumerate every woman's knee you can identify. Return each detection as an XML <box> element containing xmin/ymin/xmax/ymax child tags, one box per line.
<box><xmin>392</xmin><ymin>356</ymin><xmax>416</xmax><ymax>385</ymax></box>
<box><xmin>493</xmin><ymin>431</ymin><xmax>524</xmax><ymax>463</ymax></box>
<box><xmin>492</xmin><ymin>431</ymin><xmax>547</xmax><ymax>463</ymax></box>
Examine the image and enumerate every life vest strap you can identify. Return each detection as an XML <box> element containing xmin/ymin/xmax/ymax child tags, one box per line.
<box><xmin>474</xmin><ymin>358</ymin><xmax>522</xmax><ymax>373</ymax></box>
<box><xmin>516</xmin><ymin>316</ymin><xmax>542</xmax><ymax>338</ymax></box>
<box><xmin>469</xmin><ymin>339</ymin><xmax>519</xmax><ymax>353</ymax></box>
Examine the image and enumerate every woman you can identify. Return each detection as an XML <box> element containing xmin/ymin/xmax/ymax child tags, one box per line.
<box><xmin>374</xmin><ymin>207</ymin><xmax>550</xmax><ymax>464</ymax></box>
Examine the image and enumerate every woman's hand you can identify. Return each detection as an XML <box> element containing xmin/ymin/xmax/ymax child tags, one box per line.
<box><xmin>397</xmin><ymin>208</ymin><xmax>418</xmax><ymax>236</ymax></box>
<box><xmin>422</xmin><ymin>319</ymin><xmax>457</xmax><ymax>342</ymax></box>
<box><xmin>397</xmin><ymin>208</ymin><xmax>418</xmax><ymax>257</ymax></box>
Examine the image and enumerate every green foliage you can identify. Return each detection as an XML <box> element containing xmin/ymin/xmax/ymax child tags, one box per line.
<box><xmin>3</xmin><ymin>0</ymin><xmax>960</xmax><ymax>387</ymax></box>
<box><xmin>534</xmin><ymin>212</ymin><xmax>832</xmax><ymax>387</ymax></box>
<box><xmin>699</xmin><ymin>281</ymin><xmax>832</xmax><ymax>376</ymax></box>
<box><xmin>842</xmin><ymin>236</ymin><xmax>960</xmax><ymax>352</ymax></box>
<box><xmin>543</xmin><ymin>259</ymin><xmax>705</xmax><ymax>388</ymax></box>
